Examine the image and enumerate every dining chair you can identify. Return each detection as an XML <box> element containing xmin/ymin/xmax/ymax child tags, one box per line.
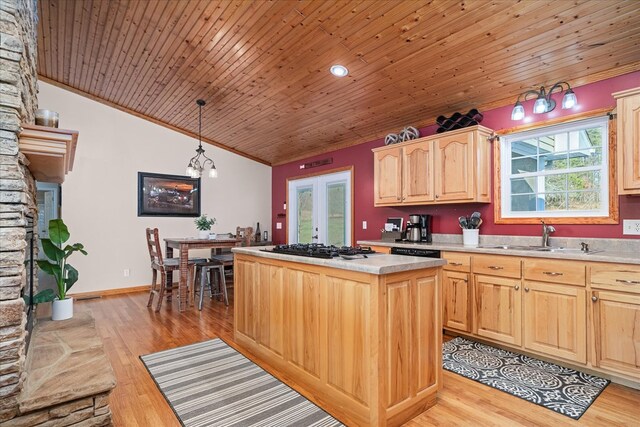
<box><xmin>145</xmin><ymin>228</ymin><xmax>205</xmax><ymax>311</ymax></box>
<box><xmin>209</xmin><ymin>226</ymin><xmax>253</xmax><ymax>276</ymax></box>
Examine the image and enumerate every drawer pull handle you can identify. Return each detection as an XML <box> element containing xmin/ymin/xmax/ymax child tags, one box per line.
<box><xmin>488</xmin><ymin>266</ymin><xmax>504</xmax><ymax>270</ymax></box>
<box><xmin>449</xmin><ymin>262</ymin><xmax>463</xmax><ymax>266</ymax></box>
<box><xmin>543</xmin><ymin>271</ymin><xmax>563</xmax><ymax>276</ymax></box>
<box><xmin>592</xmin><ymin>296</ymin><xmax>598</xmax><ymax>302</ymax></box>
<box><xmin>542</xmin><ymin>271</ymin><xmax>564</xmax><ymax>277</ymax></box>
<box><xmin>514</xmin><ymin>285</ymin><xmax>520</xmax><ymax>291</ymax></box>
<box><xmin>615</xmin><ymin>279</ymin><xmax>640</xmax><ymax>285</ymax></box>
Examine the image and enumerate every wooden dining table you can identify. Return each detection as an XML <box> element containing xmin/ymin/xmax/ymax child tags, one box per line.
<box><xmin>164</xmin><ymin>237</ymin><xmax>242</xmax><ymax>311</ymax></box>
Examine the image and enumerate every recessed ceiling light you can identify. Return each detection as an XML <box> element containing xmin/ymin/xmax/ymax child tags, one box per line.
<box><xmin>330</xmin><ymin>64</ymin><xmax>349</xmax><ymax>77</ymax></box>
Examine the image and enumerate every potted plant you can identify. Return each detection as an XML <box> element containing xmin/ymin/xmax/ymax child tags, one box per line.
<box><xmin>195</xmin><ymin>214</ymin><xmax>216</xmax><ymax>239</ymax></box>
<box><xmin>33</xmin><ymin>218</ymin><xmax>87</xmax><ymax>321</ymax></box>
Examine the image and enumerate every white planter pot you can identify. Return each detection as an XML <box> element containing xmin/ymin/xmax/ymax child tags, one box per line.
<box><xmin>52</xmin><ymin>297</ymin><xmax>73</xmax><ymax>321</ymax></box>
<box><xmin>198</xmin><ymin>230</ymin><xmax>209</xmax><ymax>239</ymax></box>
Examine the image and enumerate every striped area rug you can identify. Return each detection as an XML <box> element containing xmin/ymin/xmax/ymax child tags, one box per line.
<box><xmin>140</xmin><ymin>338</ymin><xmax>343</xmax><ymax>427</ymax></box>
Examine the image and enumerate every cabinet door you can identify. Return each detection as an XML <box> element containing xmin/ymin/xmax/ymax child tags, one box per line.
<box><xmin>616</xmin><ymin>89</ymin><xmax>640</xmax><ymax>194</ymax></box>
<box><xmin>443</xmin><ymin>270</ymin><xmax>471</xmax><ymax>332</ymax></box>
<box><xmin>591</xmin><ymin>290</ymin><xmax>640</xmax><ymax>378</ymax></box>
<box><xmin>474</xmin><ymin>275</ymin><xmax>522</xmax><ymax>346</ymax></box>
<box><xmin>402</xmin><ymin>140</ymin><xmax>434</xmax><ymax>203</ymax></box>
<box><xmin>374</xmin><ymin>147</ymin><xmax>402</xmax><ymax>205</ymax></box>
<box><xmin>234</xmin><ymin>258</ymin><xmax>258</xmax><ymax>340</ymax></box>
<box><xmin>523</xmin><ymin>281</ymin><xmax>586</xmax><ymax>363</ymax></box>
<box><xmin>257</xmin><ymin>263</ymin><xmax>285</xmax><ymax>357</ymax></box>
<box><xmin>434</xmin><ymin>132</ymin><xmax>474</xmax><ymax>201</ymax></box>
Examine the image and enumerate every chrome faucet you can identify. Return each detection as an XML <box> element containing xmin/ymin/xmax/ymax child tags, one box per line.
<box><xmin>541</xmin><ymin>220</ymin><xmax>555</xmax><ymax>247</ymax></box>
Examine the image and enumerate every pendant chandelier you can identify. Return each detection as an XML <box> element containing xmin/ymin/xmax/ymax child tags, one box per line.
<box><xmin>186</xmin><ymin>99</ymin><xmax>217</xmax><ymax>178</ymax></box>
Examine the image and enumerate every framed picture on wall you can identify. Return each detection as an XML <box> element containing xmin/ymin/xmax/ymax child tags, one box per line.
<box><xmin>137</xmin><ymin>172</ymin><xmax>201</xmax><ymax>217</ymax></box>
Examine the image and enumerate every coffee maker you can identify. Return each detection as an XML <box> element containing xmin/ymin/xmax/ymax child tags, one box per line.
<box><xmin>408</xmin><ymin>214</ymin><xmax>432</xmax><ymax>243</ymax></box>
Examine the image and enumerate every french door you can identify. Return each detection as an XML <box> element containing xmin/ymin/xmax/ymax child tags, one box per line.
<box><xmin>288</xmin><ymin>170</ymin><xmax>352</xmax><ymax>246</ymax></box>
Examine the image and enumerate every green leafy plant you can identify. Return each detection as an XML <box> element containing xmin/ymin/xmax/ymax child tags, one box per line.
<box><xmin>33</xmin><ymin>219</ymin><xmax>87</xmax><ymax>302</ymax></box>
<box><xmin>194</xmin><ymin>214</ymin><xmax>216</xmax><ymax>231</ymax></box>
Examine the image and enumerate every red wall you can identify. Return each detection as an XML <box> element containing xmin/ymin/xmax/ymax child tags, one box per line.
<box><xmin>272</xmin><ymin>71</ymin><xmax>640</xmax><ymax>244</ymax></box>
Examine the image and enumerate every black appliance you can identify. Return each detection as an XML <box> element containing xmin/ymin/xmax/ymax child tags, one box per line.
<box><xmin>407</xmin><ymin>214</ymin><xmax>432</xmax><ymax>243</ymax></box>
<box><xmin>418</xmin><ymin>214</ymin><xmax>432</xmax><ymax>242</ymax></box>
<box><xmin>264</xmin><ymin>244</ymin><xmax>376</xmax><ymax>259</ymax></box>
<box><xmin>390</xmin><ymin>247</ymin><xmax>440</xmax><ymax>258</ymax></box>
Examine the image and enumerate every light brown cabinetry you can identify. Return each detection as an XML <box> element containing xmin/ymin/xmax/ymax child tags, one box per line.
<box><xmin>234</xmin><ymin>253</ymin><xmax>442</xmax><ymax>426</ymax></box>
<box><xmin>522</xmin><ymin>281</ymin><xmax>586</xmax><ymax>363</ymax></box>
<box><xmin>368</xmin><ymin>245</ymin><xmax>392</xmax><ymax>254</ymax></box>
<box><xmin>474</xmin><ymin>274</ymin><xmax>522</xmax><ymax>346</ymax></box>
<box><xmin>372</xmin><ymin>126</ymin><xmax>493</xmax><ymax>206</ymax></box>
<box><xmin>373</xmin><ymin>146</ymin><xmax>403</xmax><ymax>204</ymax></box>
<box><xmin>613</xmin><ymin>87</ymin><xmax>640</xmax><ymax>195</ymax></box>
<box><xmin>589</xmin><ymin>263</ymin><xmax>640</xmax><ymax>380</ymax></box>
<box><xmin>442</xmin><ymin>252</ymin><xmax>472</xmax><ymax>332</ymax></box>
<box><xmin>522</xmin><ymin>259</ymin><xmax>587</xmax><ymax>363</ymax></box>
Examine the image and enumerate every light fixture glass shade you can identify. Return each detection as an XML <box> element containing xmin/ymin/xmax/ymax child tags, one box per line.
<box><xmin>561</xmin><ymin>89</ymin><xmax>577</xmax><ymax>109</ymax></box>
<box><xmin>533</xmin><ymin>96</ymin><xmax>548</xmax><ymax>114</ymax></box>
<box><xmin>186</xmin><ymin>166</ymin><xmax>195</xmax><ymax>177</ymax></box>
<box><xmin>330</xmin><ymin>64</ymin><xmax>348</xmax><ymax>77</ymax></box>
<box><xmin>511</xmin><ymin>102</ymin><xmax>525</xmax><ymax>120</ymax></box>
<box><xmin>208</xmin><ymin>167</ymin><xmax>218</xmax><ymax>178</ymax></box>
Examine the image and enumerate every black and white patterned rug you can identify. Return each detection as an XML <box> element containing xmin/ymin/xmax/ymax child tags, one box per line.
<box><xmin>141</xmin><ymin>338</ymin><xmax>343</xmax><ymax>427</ymax></box>
<box><xmin>443</xmin><ymin>337</ymin><xmax>609</xmax><ymax>420</ymax></box>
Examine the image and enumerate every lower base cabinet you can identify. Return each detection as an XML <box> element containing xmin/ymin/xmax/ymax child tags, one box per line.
<box><xmin>591</xmin><ymin>290</ymin><xmax>640</xmax><ymax>378</ymax></box>
<box><xmin>443</xmin><ymin>270</ymin><xmax>471</xmax><ymax>332</ymax></box>
<box><xmin>523</xmin><ymin>281</ymin><xmax>586</xmax><ymax>363</ymax></box>
<box><xmin>473</xmin><ymin>275</ymin><xmax>522</xmax><ymax>346</ymax></box>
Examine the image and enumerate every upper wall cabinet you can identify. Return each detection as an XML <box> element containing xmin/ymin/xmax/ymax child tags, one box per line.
<box><xmin>613</xmin><ymin>87</ymin><xmax>640</xmax><ymax>195</ymax></box>
<box><xmin>372</xmin><ymin>126</ymin><xmax>493</xmax><ymax>206</ymax></box>
<box><xmin>19</xmin><ymin>124</ymin><xmax>78</xmax><ymax>183</ymax></box>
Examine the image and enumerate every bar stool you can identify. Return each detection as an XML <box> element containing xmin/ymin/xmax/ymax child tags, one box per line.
<box><xmin>193</xmin><ymin>259</ymin><xmax>228</xmax><ymax>310</ymax></box>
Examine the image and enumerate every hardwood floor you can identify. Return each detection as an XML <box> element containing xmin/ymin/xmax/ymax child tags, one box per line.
<box><xmin>78</xmin><ymin>291</ymin><xmax>640</xmax><ymax>426</ymax></box>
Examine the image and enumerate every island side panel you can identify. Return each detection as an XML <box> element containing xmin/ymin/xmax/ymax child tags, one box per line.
<box><xmin>380</xmin><ymin>268</ymin><xmax>441</xmax><ymax>426</ymax></box>
<box><xmin>233</xmin><ymin>253</ymin><xmax>441</xmax><ymax>427</ymax></box>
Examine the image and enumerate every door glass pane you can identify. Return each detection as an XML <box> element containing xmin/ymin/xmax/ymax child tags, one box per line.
<box><xmin>296</xmin><ymin>187</ymin><xmax>313</xmax><ymax>243</ymax></box>
<box><xmin>326</xmin><ymin>183</ymin><xmax>346</xmax><ymax>246</ymax></box>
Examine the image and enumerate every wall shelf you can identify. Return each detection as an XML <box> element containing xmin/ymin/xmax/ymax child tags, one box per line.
<box><xmin>19</xmin><ymin>124</ymin><xmax>78</xmax><ymax>183</ymax></box>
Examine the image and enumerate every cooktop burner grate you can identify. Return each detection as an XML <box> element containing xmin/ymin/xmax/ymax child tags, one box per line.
<box><xmin>263</xmin><ymin>244</ymin><xmax>376</xmax><ymax>259</ymax></box>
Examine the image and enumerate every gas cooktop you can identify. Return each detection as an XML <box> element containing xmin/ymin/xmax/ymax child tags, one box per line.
<box><xmin>263</xmin><ymin>244</ymin><xmax>376</xmax><ymax>259</ymax></box>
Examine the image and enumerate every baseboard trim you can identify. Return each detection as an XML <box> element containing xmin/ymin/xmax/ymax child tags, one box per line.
<box><xmin>70</xmin><ymin>285</ymin><xmax>151</xmax><ymax>300</ymax></box>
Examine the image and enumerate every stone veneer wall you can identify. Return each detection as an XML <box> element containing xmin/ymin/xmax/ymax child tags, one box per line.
<box><xmin>0</xmin><ymin>0</ymin><xmax>38</xmax><ymax>422</ymax></box>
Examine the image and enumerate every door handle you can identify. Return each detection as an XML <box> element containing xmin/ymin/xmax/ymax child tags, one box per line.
<box><xmin>312</xmin><ymin>235</ymin><xmax>318</xmax><ymax>239</ymax></box>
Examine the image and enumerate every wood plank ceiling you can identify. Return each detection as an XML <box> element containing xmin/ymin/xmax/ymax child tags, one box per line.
<box><xmin>37</xmin><ymin>0</ymin><xmax>640</xmax><ymax>166</ymax></box>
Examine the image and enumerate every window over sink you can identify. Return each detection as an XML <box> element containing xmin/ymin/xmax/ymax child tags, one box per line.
<box><xmin>496</xmin><ymin>115</ymin><xmax>618</xmax><ymax>224</ymax></box>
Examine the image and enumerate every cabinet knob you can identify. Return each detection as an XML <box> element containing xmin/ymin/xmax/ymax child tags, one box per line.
<box><xmin>514</xmin><ymin>285</ymin><xmax>520</xmax><ymax>291</ymax></box>
<box><xmin>435</xmin><ymin>194</ymin><xmax>439</xmax><ymax>198</ymax></box>
<box><xmin>591</xmin><ymin>296</ymin><xmax>598</xmax><ymax>302</ymax></box>
<box><xmin>524</xmin><ymin>287</ymin><xmax>530</xmax><ymax>292</ymax></box>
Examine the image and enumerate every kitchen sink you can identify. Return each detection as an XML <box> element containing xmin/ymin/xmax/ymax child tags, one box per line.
<box><xmin>535</xmin><ymin>247</ymin><xmax>604</xmax><ymax>254</ymax></box>
<box><xmin>477</xmin><ymin>244</ymin><xmax>604</xmax><ymax>254</ymax></box>
<box><xmin>477</xmin><ymin>245</ymin><xmax>545</xmax><ymax>251</ymax></box>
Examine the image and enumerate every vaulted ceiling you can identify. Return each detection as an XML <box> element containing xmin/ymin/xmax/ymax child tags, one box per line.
<box><xmin>37</xmin><ymin>0</ymin><xmax>640</xmax><ymax>165</ymax></box>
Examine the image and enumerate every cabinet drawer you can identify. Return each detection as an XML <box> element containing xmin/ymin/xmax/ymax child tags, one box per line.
<box><xmin>442</xmin><ymin>251</ymin><xmax>471</xmax><ymax>272</ymax></box>
<box><xmin>590</xmin><ymin>263</ymin><xmax>640</xmax><ymax>294</ymax></box>
<box><xmin>473</xmin><ymin>254</ymin><xmax>521</xmax><ymax>278</ymax></box>
<box><xmin>523</xmin><ymin>258</ymin><xmax>585</xmax><ymax>286</ymax></box>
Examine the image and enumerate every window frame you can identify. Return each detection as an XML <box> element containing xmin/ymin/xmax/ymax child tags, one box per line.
<box><xmin>494</xmin><ymin>111</ymin><xmax>618</xmax><ymax>225</ymax></box>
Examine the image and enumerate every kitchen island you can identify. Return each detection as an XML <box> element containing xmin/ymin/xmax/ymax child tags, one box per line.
<box><xmin>231</xmin><ymin>247</ymin><xmax>446</xmax><ymax>427</ymax></box>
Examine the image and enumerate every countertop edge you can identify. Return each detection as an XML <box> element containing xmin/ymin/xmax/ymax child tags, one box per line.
<box><xmin>357</xmin><ymin>240</ymin><xmax>640</xmax><ymax>265</ymax></box>
<box><xmin>232</xmin><ymin>246</ymin><xmax>446</xmax><ymax>275</ymax></box>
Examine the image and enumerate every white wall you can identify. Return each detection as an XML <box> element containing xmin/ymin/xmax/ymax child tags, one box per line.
<box><xmin>37</xmin><ymin>82</ymin><xmax>272</xmax><ymax>293</ymax></box>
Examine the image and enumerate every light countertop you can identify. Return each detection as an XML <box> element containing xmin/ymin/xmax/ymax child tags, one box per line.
<box><xmin>232</xmin><ymin>246</ymin><xmax>446</xmax><ymax>275</ymax></box>
<box><xmin>357</xmin><ymin>239</ymin><xmax>640</xmax><ymax>265</ymax></box>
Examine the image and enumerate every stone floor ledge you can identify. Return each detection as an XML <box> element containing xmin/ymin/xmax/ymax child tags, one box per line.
<box><xmin>17</xmin><ymin>311</ymin><xmax>116</xmax><ymax>415</ymax></box>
